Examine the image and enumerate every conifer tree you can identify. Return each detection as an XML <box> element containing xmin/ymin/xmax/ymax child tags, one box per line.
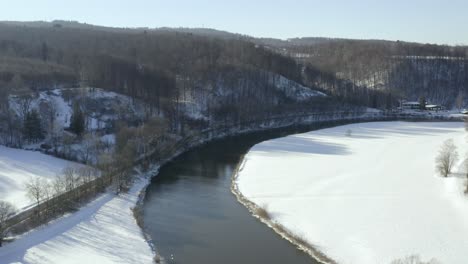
<box><xmin>23</xmin><ymin>110</ymin><xmax>44</xmax><ymax>143</ymax></box>
<box><xmin>70</xmin><ymin>103</ymin><xmax>85</xmax><ymax>136</ymax></box>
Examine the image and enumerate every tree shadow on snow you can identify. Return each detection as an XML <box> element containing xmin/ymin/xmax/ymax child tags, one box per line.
<box><xmin>253</xmin><ymin>136</ymin><xmax>352</xmax><ymax>156</ymax></box>
<box><xmin>313</xmin><ymin>123</ymin><xmax>459</xmax><ymax>140</ymax></box>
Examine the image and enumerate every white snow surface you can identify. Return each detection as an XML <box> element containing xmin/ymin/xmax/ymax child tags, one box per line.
<box><xmin>9</xmin><ymin>88</ymin><xmax>146</xmax><ymax>132</ymax></box>
<box><xmin>9</xmin><ymin>89</ymin><xmax>72</xmax><ymax>128</ymax></box>
<box><xmin>0</xmin><ymin>176</ymin><xmax>154</xmax><ymax>264</ymax></box>
<box><xmin>0</xmin><ymin>146</ymin><xmax>84</xmax><ymax>210</ymax></box>
<box><xmin>236</xmin><ymin>122</ymin><xmax>468</xmax><ymax>264</ymax></box>
<box><xmin>272</xmin><ymin>75</ymin><xmax>326</xmax><ymax>101</ymax></box>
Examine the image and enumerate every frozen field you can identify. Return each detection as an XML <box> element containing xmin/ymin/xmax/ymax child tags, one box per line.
<box><xmin>236</xmin><ymin>122</ymin><xmax>468</xmax><ymax>264</ymax></box>
<box><xmin>0</xmin><ymin>146</ymin><xmax>83</xmax><ymax>210</ymax></box>
<box><xmin>0</xmin><ymin>143</ymin><xmax>155</xmax><ymax>263</ymax></box>
<box><xmin>0</xmin><ymin>175</ymin><xmax>154</xmax><ymax>264</ymax></box>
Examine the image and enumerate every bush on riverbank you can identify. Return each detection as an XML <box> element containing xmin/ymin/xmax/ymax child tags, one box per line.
<box><xmin>254</xmin><ymin>206</ymin><xmax>271</xmax><ymax>220</ymax></box>
<box><xmin>391</xmin><ymin>255</ymin><xmax>441</xmax><ymax>264</ymax></box>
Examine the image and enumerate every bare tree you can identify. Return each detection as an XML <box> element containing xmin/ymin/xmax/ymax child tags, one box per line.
<box><xmin>0</xmin><ymin>201</ymin><xmax>16</xmax><ymax>247</ymax></box>
<box><xmin>97</xmin><ymin>153</ymin><xmax>114</xmax><ymax>176</ymax></box>
<box><xmin>41</xmin><ymin>181</ymin><xmax>55</xmax><ymax>218</ymax></box>
<box><xmin>61</xmin><ymin>166</ymin><xmax>83</xmax><ymax>203</ymax></box>
<box><xmin>50</xmin><ymin>120</ymin><xmax>64</xmax><ymax>154</ymax></box>
<box><xmin>391</xmin><ymin>255</ymin><xmax>440</xmax><ymax>264</ymax></box>
<box><xmin>81</xmin><ymin>133</ymin><xmax>100</xmax><ymax>164</ymax></box>
<box><xmin>4</xmin><ymin>108</ymin><xmax>22</xmax><ymax>146</ymax></box>
<box><xmin>79</xmin><ymin>166</ymin><xmax>98</xmax><ymax>184</ymax></box>
<box><xmin>25</xmin><ymin>176</ymin><xmax>47</xmax><ymax>207</ymax></box>
<box><xmin>45</xmin><ymin>99</ymin><xmax>59</xmax><ymax>135</ymax></box>
<box><xmin>17</xmin><ymin>95</ymin><xmax>33</xmax><ymax>122</ymax></box>
<box><xmin>61</xmin><ymin>133</ymin><xmax>76</xmax><ymax>160</ymax></box>
<box><xmin>52</xmin><ymin>174</ymin><xmax>66</xmax><ymax>197</ymax></box>
<box><xmin>112</xmin><ymin>143</ymin><xmax>136</xmax><ymax>194</ymax></box>
<box><xmin>436</xmin><ymin>139</ymin><xmax>459</xmax><ymax>177</ymax></box>
<box><xmin>62</xmin><ymin>166</ymin><xmax>79</xmax><ymax>192</ymax></box>
<box><xmin>456</xmin><ymin>91</ymin><xmax>464</xmax><ymax>111</ymax></box>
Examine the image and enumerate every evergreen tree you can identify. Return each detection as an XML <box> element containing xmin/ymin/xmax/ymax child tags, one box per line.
<box><xmin>70</xmin><ymin>103</ymin><xmax>85</xmax><ymax>136</ymax></box>
<box><xmin>23</xmin><ymin>110</ymin><xmax>44</xmax><ymax>143</ymax></box>
<box><xmin>419</xmin><ymin>96</ymin><xmax>427</xmax><ymax>110</ymax></box>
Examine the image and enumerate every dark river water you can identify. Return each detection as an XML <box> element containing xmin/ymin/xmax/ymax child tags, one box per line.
<box><xmin>142</xmin><ymin>125</ymin><xmax>328</xmax><ymax>264</ymax></box>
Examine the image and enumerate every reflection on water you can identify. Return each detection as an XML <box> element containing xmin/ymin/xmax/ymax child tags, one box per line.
<box><xmin>142</xmin><ymin>125</ymin><xmax>329</xmax><ymax>264</ymax></box>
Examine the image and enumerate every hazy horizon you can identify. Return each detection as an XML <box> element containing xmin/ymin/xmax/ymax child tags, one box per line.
<box><xmin>1</xmin><ymin>0</ymin><xmax>467</xmax><ymax>45</ymax></box>
<box><xmin>2</xmin><ymin>19</ymin><xmax>466</xmax><ymax>48</ymax></box>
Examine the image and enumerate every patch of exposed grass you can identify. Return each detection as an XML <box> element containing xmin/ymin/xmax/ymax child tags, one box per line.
<box><xmin>132</xmin><ymin>206</ymin><xmax>144</xmax><ymax>229</ymax></box>
<box><xmin>254</xmin><ymin>206</ymin><xmax>271</xmax><ymax>220</ymax></box>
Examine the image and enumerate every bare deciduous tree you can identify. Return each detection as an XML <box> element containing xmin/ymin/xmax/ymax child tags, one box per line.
<box><xmin>435</xmin><ymin>139</ymin><xmax>458</xmax><ymax>177</ymax></box>
<box><xmin>0</xmin><ymin>201</ymin><xmax>16</xmax><ymax>247</ymax></box>
<box><xmin>79</xmin><ymin>166</ymin><xmax>98</xmax><ymax>184</ymax></box>
<box><xmin>456</xmin><ymin>91</ymin><xmax>464</xmax><ymax>111</ymax></box>
<box><xmin>62</xmin><ymin>166</ymin><xmax>79</xmax><ymax>192</ymax></box>
<box><xmin>25</xmin><ymin>176</ymin><xmax>47</xmax><ymax>207</ymax></box>
<box><xmin>61</xmin><ymin>133</ymin><xmax>76</xmax><ymax>160</ymax></box>
<box><xmin>81</xmin><ymin>133</ymin><xmax>100</xmax><ymax>164</ymax></box>
<box><xmin>52</xmin><ymin>174</ymin><xmax>66</xmax><ymax>197</ymax></box>
<box><xmin>45</xmin><ymin>99</ymin><xmax>59</xmax><ymax>135</ymax></box>
<box><xmin>17</xmin><ymin>95</ymin><xmax>33</xmax><ymax>122</ymax></box>
<box><xmin>50</xmin><ymin>120</ymin><xmax>64</xmax><ymax>154</ymax></box>
<box><xmin>391</xmin><ymin>255</ymin><xmax>440</xmax><ymax>264</ymax></box>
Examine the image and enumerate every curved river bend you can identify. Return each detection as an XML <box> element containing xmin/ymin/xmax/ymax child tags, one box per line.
<box><xmin>142</xmin><ymin>126</ymin><xmax>327</xmax><ymax>264</ymax></box>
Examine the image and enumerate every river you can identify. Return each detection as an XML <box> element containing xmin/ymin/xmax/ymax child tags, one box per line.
<box><xmin>142</xmin><ymin>126</ymin><xmax>327</xmax><ymax>264</ymax></box>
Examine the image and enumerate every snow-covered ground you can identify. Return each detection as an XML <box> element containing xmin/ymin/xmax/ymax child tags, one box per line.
<box><xmin>9</xmin><ymin>88</ymin><xmax>146</xmax><ymax>132</ymax></box>
<box><xmin>236</xmin><ymin>122</ymin><xmax>468</xmax><ymax>264</ymax></box>
<box><xmin>272</xmin><ymin>75</ymin><xmax>326</xmax><ymax>101</ymax></box>
<box><xmin>0</xmin><ymin>175</ymin><xmax>155</xmax><ymax>264</ymax></box>
<box><xmin>9</xmin><ymin>89</ymin><xmax>72</xmax><ymax>129</ymax></box>
<box><xmin>0</xmin><ymin>145</ymin><xmax>84</xmax><ymax>210</ymax></box>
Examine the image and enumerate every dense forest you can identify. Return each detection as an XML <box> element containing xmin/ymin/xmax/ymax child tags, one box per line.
<box><xmin>263</xmin><ymin>37</ymin><xmax>468</xmax><ymax>106</ymax></box>
<box><xmin>1</xmin><ymin>20</ymin><xmax>468</xmax><ymax>140</ymax></box>
<box><xmin>0</xmin><ymin>21</ymin><xmax>342</xmax><ymax>130</ymax></box>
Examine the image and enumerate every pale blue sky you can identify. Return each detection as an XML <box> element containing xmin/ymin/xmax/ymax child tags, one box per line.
<box><xmin>1</xmin><ymin>0</ymin><xmax>467</xmax><ymax>45</ymax></box>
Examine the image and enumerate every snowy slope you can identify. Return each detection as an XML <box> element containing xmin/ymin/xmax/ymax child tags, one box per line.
<box><xmin>9</xmin><ymin>88</ymin><xmax>146</xmax><ymax>132</ymax></box>
<box><xmin>179</xmin><ymin>73</ymin><xmax>327</xmax><ymax>121</ymax></box>
<box><xmin>0</xmin><ymin>145</ymin><xmax>83</xmax><ymax>210</ymax></box>
<box><xmin>236</xmin><ymin>122</ymin><xmax>468</xmax><ymax>264</ymax></box>
<box><xmin>0</xmin><ymin>176</ymin><xmax>154</xmax><ymax>264</ymax></box>
<box><xmin>270</xmin><ymin>74</ymin><xmax>326</xmax><ymax>101</ymax></box>
<box><xmin>9</xmin><ymin>89</ymin><xmax>72</xmax><ymax>129</ymax></box>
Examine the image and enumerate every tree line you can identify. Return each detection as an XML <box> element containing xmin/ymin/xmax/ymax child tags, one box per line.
<box><xmin>266</xmin><ymin>38</ymin><xmax>468</xmax><ymax>108</ymax></box>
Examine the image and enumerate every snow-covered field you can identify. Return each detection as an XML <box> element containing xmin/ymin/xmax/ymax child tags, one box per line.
<box><xmin>0</xmin><ymin>175</ymin><xmax>154</xmax><ymax>264</ymax></box>
<box><xmin>236</xmin><ymin>122</ymin><xmax>468</xmax><ymax>264</ymax></box>
<box><xmin>0</xmin><ymin>146</ymin><xmax>83</xmax><ymax>210</ymax></box>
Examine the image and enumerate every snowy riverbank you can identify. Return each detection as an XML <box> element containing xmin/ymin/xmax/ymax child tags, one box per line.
<box><xmin>0</xmin><ymin>112</ymin><xmax>383</xmax><ymax>264</ymax></box>
<box><xmin>0</xmin><ymin>171</ymin><xmax>155</xmax><ymax>264</ymax></box>
<box><xmin>235</xmin><ymin>122</ymin><xmax>468</xmax><ymax>264</ymax></box>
